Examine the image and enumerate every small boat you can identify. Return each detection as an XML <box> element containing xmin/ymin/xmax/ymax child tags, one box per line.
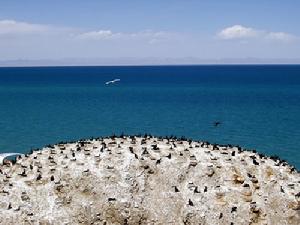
<box><xmin>105</xmin><ymin>79</ymin><xmax>120</xmax><ymax>85</ymax></box>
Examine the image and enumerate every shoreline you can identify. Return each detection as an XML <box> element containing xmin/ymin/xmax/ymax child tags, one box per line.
<box><xmin>0</xmin><ymin>135</ymin><xmax>299</xmax><ymax>224</ymax></box>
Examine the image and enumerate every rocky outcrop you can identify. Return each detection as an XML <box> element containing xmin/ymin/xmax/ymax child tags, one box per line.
<box><xmin>0</xmin><ymin>135</ymin><xmax>299</xmax><ymax>224</ymax></box>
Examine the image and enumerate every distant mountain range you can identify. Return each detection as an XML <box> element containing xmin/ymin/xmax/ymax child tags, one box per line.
<box><xmin>1</xmin><ymin>57</ymin><xmax>300</xmax><ymax>67</ymax></box>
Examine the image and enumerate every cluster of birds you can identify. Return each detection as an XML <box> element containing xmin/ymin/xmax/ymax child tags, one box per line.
<box><xmin>0</xmin><ymin>134</ymin><xmax>299</xmax><ymax>225</ymax></box>
<box><xmin>0</xmin><ymin>120</ymin><xmax>222</xmax><ymax>166</ymax></box>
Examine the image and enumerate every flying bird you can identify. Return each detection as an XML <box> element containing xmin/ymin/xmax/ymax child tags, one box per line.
<box><xmin>105</xmin><ymin>79</ymin><xmax>120</xmax><ymax>85</ymax></box>
<box><xmin>214</xmin><ymin>121</ymin><xmax>221</xmax><ymax>127</ymax></box>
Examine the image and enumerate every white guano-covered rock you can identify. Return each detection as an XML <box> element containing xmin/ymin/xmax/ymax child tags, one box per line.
<box><xmin>0</xmin><ymin>136</ymin><xmax>299</xmax><ymax>224</ymax></box>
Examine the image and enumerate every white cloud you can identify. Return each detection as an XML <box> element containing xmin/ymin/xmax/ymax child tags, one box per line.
<box><xmin>218</xmin><ymin>25</ymin><xmax>296</xmax><ymax>43</ymax></box>
<box><xmin>0</xmin><ymin>19</ymin><xmax>299</xmax><ymax>61</ymax></box>
<box><xmin>76</xmin><ymin>29</ymin><xmax>172</xmax><ymax>43</ymax></box>
<box><xmin>0</xmin><ymin>20</ymin><xmax>48</xmax><ymax>35</ymax></box>
<box><xmin>129</xmin><ymin>30</ymin><xmax>172</xmax><ymax>44</ymax></box>
<box><xmin>218</xmin><ymin>25</ymin><xmax>258</xmax><ymax>40</ymax></box>
<box><xmin>0</xmin><ymin>19</ymin><xmax>175</xmax><ymax>47</ymax></box>
<box><xmin>266</xmin><ymin>32</ymin><xmax>295</xmax><ymax>42</ymax></box>
<box><xmin>76</xmin><ymin>30</ymin><xmax>120</xmax><ymax>40</ymax></box>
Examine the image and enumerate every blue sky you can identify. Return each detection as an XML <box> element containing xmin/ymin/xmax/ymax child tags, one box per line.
<box><xmin>1</xmin><ymin>0</ymin><xmax>300</xmax><ymax>64</ymax></box>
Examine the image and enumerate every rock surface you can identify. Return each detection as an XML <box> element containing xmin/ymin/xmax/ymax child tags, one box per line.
<box><xmin>0</xmin><ymin>135</ymin><xmax>299</xmax><ymax>224</ymax></box>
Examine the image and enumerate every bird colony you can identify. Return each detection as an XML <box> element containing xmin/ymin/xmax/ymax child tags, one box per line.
<box><xmin>0</xmin><ymin>135</ymin><xmax>299</xmax><ymax>224</ymax></box>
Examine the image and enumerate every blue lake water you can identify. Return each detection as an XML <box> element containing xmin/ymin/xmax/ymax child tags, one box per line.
<box><xmin>0</xmin><ymin>65</ymin><xmax>299</xmax><ymax>168</ymax></box>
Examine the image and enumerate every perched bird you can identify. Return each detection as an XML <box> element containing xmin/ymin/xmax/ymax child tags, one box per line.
<box><xmin>174</xmin><ymin>186</ymin><xmax>180</xmax><ymax>192</ymax></box>
<box><xmin>188</xmin><ymin>199</ymin><xmax>194</xmax><ymax>206</ymax></box>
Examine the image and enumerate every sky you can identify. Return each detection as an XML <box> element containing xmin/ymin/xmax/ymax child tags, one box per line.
<box><xmin>1</xmin><ymin>0</ymin><xmax>300</xmax><ymax>64</ymax></box>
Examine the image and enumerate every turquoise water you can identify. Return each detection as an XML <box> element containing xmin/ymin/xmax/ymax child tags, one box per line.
<box><xmin>0</xmin><ymin>65</ymin><xmax>299</xmax><ymax>168</ymax></box>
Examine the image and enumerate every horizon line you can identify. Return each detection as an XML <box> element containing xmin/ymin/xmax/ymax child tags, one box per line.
<box><xmin>1</xmin><ymin>63</ymin><xmax>300</xmax><ymax>68</ymax></box>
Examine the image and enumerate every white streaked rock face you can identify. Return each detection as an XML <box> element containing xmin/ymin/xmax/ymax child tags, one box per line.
<box><xmin>0</xmin><ymin>136</ymin><xmax>299</xmax><ymax>224</ymax></box>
